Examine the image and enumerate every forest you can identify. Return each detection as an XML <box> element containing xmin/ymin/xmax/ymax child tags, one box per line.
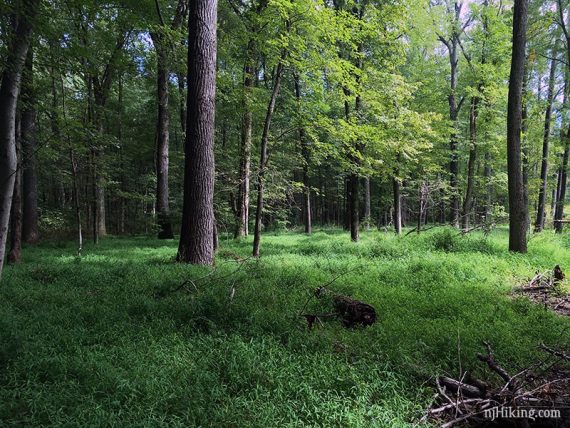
<box><xmin>1</xmin><ymin>0</ymin><xmax>570</xmax><ymax>426</ymax></box>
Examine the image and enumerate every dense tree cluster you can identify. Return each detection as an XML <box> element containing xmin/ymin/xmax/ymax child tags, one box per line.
<box><xmin>1</xmin><ymin>0</ymin><xmax>570</xmax><ymax>276</ymax></box>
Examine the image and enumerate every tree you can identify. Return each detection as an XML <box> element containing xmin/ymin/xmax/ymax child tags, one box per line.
<box><xmin>177</xmin><ymin>0</ymin><xmax>218</xmax><ymax>265</ymax></box>
<box><xmin>432</xmin><ymin>0</ymin><xmax>470</xmax><ymax>227</ymax></box>
<box><xmin>0</xmin><ymin>0</ymin><xmax>40</xmax><ymax>281</ymax></box>
<box><xmin>535</xmin><ymin>40</ymin><xmax>559</xmax><ymax>232</ymax></box>
<box><xmin>150</xmin><ymin>0</ymin><xmax>188</xmax><ymax>240</ymax></box>
<box><xmin>21</xmin><ymin>49</ymin><xmax>38</xmax><ymax>244</ymax></box>
<box><xmin>506</xmin><ymin>0</ymin><xmax>529</xmax><ymax>253</ymax></box>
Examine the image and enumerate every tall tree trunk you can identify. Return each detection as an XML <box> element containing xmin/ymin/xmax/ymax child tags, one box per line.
<box><xmin>437</xmin><ymin>3</ymin><xmax>463</xmax><ymax>227</ymax></box>
<box><xmin>462</xmin><ymin>95</ymin><xmax>479</xmax><ymax>229</ymax></box>
<box><xmin>21</xmin><ymin>49</ymin><xmax>39</xmax><ymax>244</ymax></box>
<box><xmin>178</xmin><ymin>73</ymin><xmax>186</xmax><ymax>137</ymax></box>
<box><xmin>96</xmin><ymin>163</ymin><xmax>106</xmax><ymax>237</ymax></box>
<box><xmin>177</xmin><ymin>0</ymin><xmax>218</xmax><ymax>265</ymax></box>
<box><xmin>364</xmin><ymin>177</ymin><xmax>371</xmax><ymax>231</ymax></box>
<box><xmin>483</xmin><ymin>152</ymin><xmax>492</xmax><ymax>219</ymax></box>
<box><xmin>150</xmin><ymin>0</ymin><xmax>188</xmax><ymax>238</ymax></box>
<box><xmin>393</xmin><ymin>177</ymin><xmax>402</xmax><ymax>235</ymax></box>
<box><xmin>153</xmin><ymin>42</ymin><xmax>174</xmax><ymax>239</ymax></box>
<box><xmin>252</xmin><ymin>58</ymin><xmax>286</xmax><ymax>257</ymax></box>
<box><xmin>552</xmin><ymin>167</ymin><xmax>560</xmax><ymax>219</ymax></box>
<box><xmin>521</xmin><ymin>59</ymin><xmax>530</xmax><ymax>231</ymax></box>
<box><xmin>70</xmin><ymin>149</ymin><xmax>83</xmax><ymax>256</ymax></box>
<box><xmin>535</xmin><ymin>45</ymin><xmax>558</xmax><ymax>232</ymax></box>
<box><xmin>348</xmin><ymin>39</ymin><xmax>364</xmax><ymax>243</ymax></box>
<box><xmin>506</xmin><ymin>0</ymin><xmax>529</xmax><ymax>252</ymax></box>
<box><xmin>0</xmin><ymin>0</ymin><xmax>38</xmax><ymax>281</ymax></box>
<box><xmin>8</xmin><ymin>118</ymin><xmax>22</xmax><ymax>264</ymax></box>
<box><xmin>294</xmin><ymin>73</ymin><xmax>311</xmax><ymax>234</ymax></box>
<box><xmin>235</xmin><ymin>39</ymin><xmax>255</xmax><ymax>238</ymax></box>
<box><xmin>118</xmin><ymin>76</ymin><xmax>126</xmax><ymax>234</ymax></box>
<box><xmin>555</xmin><ymin>136</ymin><xmax>569</xmax><ymax>233</ymax></box>
<box><xmin>349</xmin><ymin>172</ymin><xmax>359</xmax><ymax>241</ymax></box>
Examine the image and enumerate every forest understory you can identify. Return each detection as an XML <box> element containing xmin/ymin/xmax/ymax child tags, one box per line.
<box><xmin>1</xmin><ymin>228</ymin><xmax>569</xmax><ymax>427</ymax></box>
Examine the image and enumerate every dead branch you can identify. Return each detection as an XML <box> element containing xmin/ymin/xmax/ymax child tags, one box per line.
<box><xmin>476</xmin><ymin>341</ymin><xmax>515</xmax><ymax>390</ymax></box>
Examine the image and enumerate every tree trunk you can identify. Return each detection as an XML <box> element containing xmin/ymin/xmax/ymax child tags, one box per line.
<box><xmin>483</xmin><ymin>152</ymin><xmax>492</xmax><ymax>219</ymax></box>
<box><xmin>552</xmin><ymin>168</ymin><xmax>560</xmax><ymax>219</ymax></box>
<box><xmin>252</xmin><ymin>57</ymin><xmax>286</xmax><ymax>257</ymax></box>
<box><xmin>506</xmin><ymin>0</ymin><xmax>529</xmax><ymax>252</ymax></box>
<box><xmin>70</xmin><ymin>149</ymin><xmax>83</xmax><ymax>256</ymax></box>
<box><xmin>153</xmin><ymin>41</ymin><xmax>174</xmax><ymax>239</ymax></box>
<box><xmin>236</xmin><ymin>39</ymin><xmax>255</xmax><ymax>238</ymax></box>
<box><xmin>177</xmin><ymin>73</ymin><xmax>186</xmax><ymax>138</ymax></box>
<box><xmin>462</xmin><ymin>95</ymin><xmax>479</xmax><ymax>229</ymax></box>
<box><xmin>177</xmin><ymin>0</ymin><xmax>218</xmax><ymax>265</ymax></box>
<box><xmin>21</xmin><ymin>49</ymin><xmax>39</xmax><ymax>244</ymax></box>
<box><xmin>349</xmin><ymin>172</ymin><xmax>359</xmax><ymax>241</ymax></box>
<box><xmin>150</xmin><ymin>0</ymin><xmax>188</xmax><ymax>238</ymax></box>
<box><xmin>8</xmin><ymin>118</ymin><xmax>22</xmax><ymax>264</ymax></box>
<box><xmin>0</xmin><ymin>0</ymin><xmax>38</xmax><ymax>281</ymax></box>
<box><xmin>441</xmin><ymin>5</ymin><xmax>462</xmax><ymax>227</ymax></box>
<box><xmin>294</xmin><ymin>73</ymin><xmax>311</xmax><ymax>234</ymax></box>
<box><xmin>393</xmin><ymin>177</ymin><xmax>402</xmax><ymax>235</ymax></box>
<box><xmin>535</xmin><ymin>46</ymin><xmax>558</xmax><ymax>232</ymax></box>
<box><xmin>364</xmin><ymin>177</ymin><xmax>371</xmax><ymax>230</ymax></box>
<box><xmin>555</xmin><ymin>137</ymin><xmax>569</xmax><ymax>233</ymax></box>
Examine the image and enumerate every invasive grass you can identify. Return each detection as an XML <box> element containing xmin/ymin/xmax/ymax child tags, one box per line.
<box><xmin>1</xmin><ymin>227</ymin><xmax>569</xmax><ymax>426</ymax></box>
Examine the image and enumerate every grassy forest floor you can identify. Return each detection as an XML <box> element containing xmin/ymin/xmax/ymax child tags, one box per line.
<box><xmin>1</xmin><ymin>227</ymin><xmax>570</xmax><ymax>426</ymax></box>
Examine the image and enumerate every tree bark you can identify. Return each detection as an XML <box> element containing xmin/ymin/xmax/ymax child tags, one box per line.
<box><xmin>535</xmin><ymin>45</ymin><xmax>558</xmax><ymax>232</ymax></box>
<box><xmin>462</xmin><ymin>95</ymin><xmax>479</xmax><ymax>229</ymax></box>
<box><xmin>8</xmin><ymin>118</ymin><xmax>22</xmax><ymax>264</ymax></box>
<box><xmin>393</xmin><ymin>176</ymin><xmax>402</xmax><ymax>235</ymax></box>
<box><xmin>437</xmin><ymin>1</ymin><xmax>463</xmax><ymax>227</ymax></box>
<box><xmin>348</xmin><ymin>172</ymin><xmax>359</xmax><ymax>241</ymax></box>
<box><xmin>506</xmin><ymin>0</ymin><xmax>529</xmax><ymax>252</ymax></box>
<box><xmin>21</xmin><ymin>49</ymin><xmax>38</xmax><ymax>244</ymax></box>
<box><xmin>555</xmin><ymin>136</ymin><xmax>569</xmax><ymax>233</ymax></box>
<box><xmin>364</xmin><ymin>177</ymin><xmax>371</xmax><ymax>230</ymax></box>
<box><xmin>294</xmin><ymin>73</ymin><xmax>311</xmax><ymax>234</ymax></box>
<box><xmin>252</xmin><ymin>57</ymin><xmax>286</xmax><ymax>257</ymax></box>
<box><xmin>235</xmin><ymin>39</ymin><xmax>255</xmax><ymax>238</ymax></box>
<box><xmin>177</xmin><ymin>0</ymin><xmax>218</xmax><ymax>265</ymax></box>
<box><xmin>483</xmin><ymin>152</ymin><xmax>492</xmax><ymax>219</ymax></box>
<box><xmin>153</xmin><ymin>42</ymin><xmax>174</xmax><ymax>239</ymax></box>
<box><xmin>0</xmin><ymin>0</ymin><xmax>39</xmax><ymax>281</ymax></box>
<box><xmin>151</xmin><ymin>0</ymin><xmax>187</xmax><ymax>239</ymax></box>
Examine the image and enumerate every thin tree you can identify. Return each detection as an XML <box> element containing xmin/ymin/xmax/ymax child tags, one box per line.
<box><xmin>294</xmin><ymin>73</ymin><xmax>311</xmax><ymax>234</ymax></box>
<box><xmin>434</xmin><ymin>0</ymin><xmax>469</xmax><ymax>227</ymax></box>
<box><xmin>8</xmin><ymin>119</ymin><xmax>22</xmax><ymax>264</ymax></box>
<box><xmin>252</xmin><ymin>54</ymin><xmax>286</xmax><ymax>257</ymax></box>
<box><xmin>177</xmin><ymin>0</ymin><xmax>218</xmax><ymax>265</ymax></box>
<box><xmin>22</xmin><ymin>49</ymin><xmax>39</xmax><ymax>244</ymax></box>
<box><xmin>506</xmin><ymin>0</ymin><xmax>529</xmax><ymax>252</ymax></box>
<box><xmin>151</xmin><ymin>0</ymin><xmax>188</xmax><ymax>239</ymax></box>
<box><xmin>535</xmin><ymin>42</ymin><xmax>559</xmax><ymax>232</ymax></box>
<box><xmin>0</xmin><ymin>0</ymin><xmax>40</xmax><ymax>281</ymax></box>
<box><xmin>233</xmin><ymin>0</ymin><xmax>269</xmax><ymax>239</ymax></box>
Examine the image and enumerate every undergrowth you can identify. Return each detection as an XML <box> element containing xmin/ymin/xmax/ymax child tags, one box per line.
<box><xmin>1</xmin><ymin>227</ymin><xmax>569</xmax><ymax>426</ymax></box>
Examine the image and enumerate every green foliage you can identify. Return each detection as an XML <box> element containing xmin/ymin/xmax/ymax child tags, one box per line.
<box><xmin>1</xmin><ymin>230</ymin><xmax>569</xmax><ymax>426</ymax></box>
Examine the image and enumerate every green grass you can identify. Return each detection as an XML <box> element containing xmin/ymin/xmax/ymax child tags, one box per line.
<box><xmin>1</xmin><ymin>228</ymin><xmax>570</xmax><ymax>426</ymax></box>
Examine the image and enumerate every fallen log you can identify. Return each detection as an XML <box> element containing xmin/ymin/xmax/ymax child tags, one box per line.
<box><xmin>333</xmin><ymin>295</ymin><xmax>377</xmax><ymax>328</ymax></box>
<box><xmin>438</xmin><ymin>376</ymin><xmax>486</xmax><ymax>398</ymax></box>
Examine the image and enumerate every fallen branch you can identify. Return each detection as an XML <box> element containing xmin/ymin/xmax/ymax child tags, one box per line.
<box><xmin>477</xmin><ymin>341</ymin><xmax>514</xmax><ymax>389</ymax></box>
<box><xmin>540</xmin><ymin>344</ymin><xmax>570</xmax><ymax>362</ymax></box>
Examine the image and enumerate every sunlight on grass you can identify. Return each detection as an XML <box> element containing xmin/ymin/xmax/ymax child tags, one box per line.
<box><xmin>1</xmin><ymin>228</ymin><xmax>569</xmax><ymax>426</ymax></box>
